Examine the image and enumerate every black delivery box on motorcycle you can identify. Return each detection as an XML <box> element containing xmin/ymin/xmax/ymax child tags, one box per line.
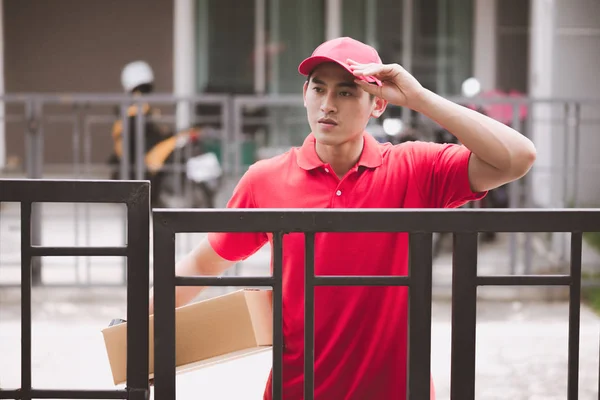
<box><xmin>102</xmin><ymin>289</ymin><xmax>273</xmax><ymax>385</ymax></box>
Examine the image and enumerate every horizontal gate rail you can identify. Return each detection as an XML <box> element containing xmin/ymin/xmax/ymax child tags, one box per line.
<box><xmin>0</xmin><ymin>179</ymin><xmax>150</xmax><ymax>400</ymax></box>
<box><xmin>152</xmin><ymin>207</ymin><xmax>600</xmax><ymax>400</ymax></box>
<box><xmin>153</xmin><ymin>208</ymin><xmax>600</xmax><ymax>233</ymax></box>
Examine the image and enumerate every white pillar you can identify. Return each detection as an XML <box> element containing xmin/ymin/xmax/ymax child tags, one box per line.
<box><xmin>174</xmin><ymin>0</ymin><xmax>196</xmax><ymax>131</ymax></box>
<box><xmin>326</xmin><ymin>0</ymin><xmax>342</xmax><ymax>40</ymax></box>
<box><xmin>529</xmin><ymin>0</ymin><xmax>556</xmax><ymax>208</ymax></box>
<box><xmin>0</xmin><ymin>0</ymin><xmax>5</xmax><ymax>169</ymax></box>
<box><xmin>473</xmin><ymin>0</ymin><xmax>497</xmax><ymax>91</ymax></box>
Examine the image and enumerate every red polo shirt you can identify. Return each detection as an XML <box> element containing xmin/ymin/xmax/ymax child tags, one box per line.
<box><xmin>208</xmin><ymin>132</ymin><xmax>486</xmax><ymax>400</ymax></box>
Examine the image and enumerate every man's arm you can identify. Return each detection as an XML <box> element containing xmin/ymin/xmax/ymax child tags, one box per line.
<box><xmin>411</xmin><ymin>89</ymin><xmax>536</xmax><ymax>192</ymax></box>
<box><xmin>148</xmin><ymin>237</ymin><xmax>235</xmax><ymax>314</ymax></box>
<box><xmin>348</xmin><ymin>60</ymin><xmax>537</xmax><ymax>193</ymax></box>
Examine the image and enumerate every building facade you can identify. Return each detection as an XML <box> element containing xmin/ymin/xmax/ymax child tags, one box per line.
<box><xmin>1</xmin><ymin>0</ymin><xmax>599</xmax><ymax>207</ymax></box>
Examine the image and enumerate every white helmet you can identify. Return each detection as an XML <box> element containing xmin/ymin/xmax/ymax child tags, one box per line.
<box><xmin>121</xmin><ymin>61</ymin><xmax>154</xmax><ymax>93</ymax></box>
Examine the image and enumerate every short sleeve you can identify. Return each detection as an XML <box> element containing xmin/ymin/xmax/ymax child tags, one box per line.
<box><xmin>410</xmin><ymin>141</ymin><xmax>487</xmax><ymax>208</ymax></box>
<box><xmin>207</xmin><ymin>168</ymin><xmax>268</xmax><ymax>261</ymax></box>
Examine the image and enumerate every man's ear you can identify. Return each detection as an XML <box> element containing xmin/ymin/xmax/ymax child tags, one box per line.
<box><xmin>370</xmin><ymin>97</ymin><xmax>388</xmax><ymax>118</ymax></box>
<box><xmin>303</xmin><ymin>81</ymin><xmax>309</xmax><ymax>107</ymax></box>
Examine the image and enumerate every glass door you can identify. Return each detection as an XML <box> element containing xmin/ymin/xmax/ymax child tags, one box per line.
<box><xmin>196</xmin><ymin>0</ymin><xmax>325</xmax><ymax>170</ymax></box>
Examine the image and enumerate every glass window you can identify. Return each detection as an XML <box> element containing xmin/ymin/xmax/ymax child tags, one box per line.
<box><xmin>196</xmin><ymin>0</ymin><xmax>325</xmax><ymax>95</ymax></box>
<box><xmin>266</xmin><ymin>0</ymin><xmax>325</xmax><ymax>94</ymax></box>
<box><xmin>197</xmin><ymin>0</ymin><xmax>256</xmax><ymax>94</ymax></box>
<box><xmin>413</xmin><ymin>0</ymin><xmax>474</xmax><ymax>96</ymax></box>
<box><xmin>196</xmin><ymin>0</ymin><xmax>325</xmax><ymax>170</ymax></box>
<box><xmin>342</xmin><ymin>0</ymin><xmax>404</xmax><ymax>64</ymax></box>
<box><xmin>341</xmin><ymin>0</ymin><xmax>475</xmax><ymax>96</ymax></box>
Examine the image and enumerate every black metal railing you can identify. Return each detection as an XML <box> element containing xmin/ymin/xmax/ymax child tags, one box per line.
<box><xmin>2</xmin><ymin>178</ymin><xmax>599</xmax><ymax>399</ymax></box>
<box><xmin>0</xmin><ymin>179</ymin><xmax>150</xmax><ymax>400</ymax></box>
<box><xmin>152</xmin><ymin>207</ymin><xmax>600</xmax><ymax>400</ymax></box>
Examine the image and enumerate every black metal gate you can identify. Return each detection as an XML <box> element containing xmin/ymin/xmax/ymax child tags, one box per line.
<box><xmin>0</xmin><ymin>179</ymin><xmax>150</xmax><ymax>400</ymax></box>
<box><xmin>152</xmin><ymin>207</ymin><xmax>600</xmax><ymax>400</ymax></box>
<box><xmin>2</xmin><ymin>179</ymin><xmax>600</xmax><ymax>399</ymax></box>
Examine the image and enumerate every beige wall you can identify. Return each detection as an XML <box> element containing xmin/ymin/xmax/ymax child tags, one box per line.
<box><xmin>4</xmin><ymin>0</ymin><xmax>173</xmax><ymax>167</ymax></box>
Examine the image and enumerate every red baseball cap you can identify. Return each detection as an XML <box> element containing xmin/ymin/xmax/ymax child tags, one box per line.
<box><xmin>298</xmin><ymin>37</ymin><xmax>383</xmax><ymax>86</ymax></box>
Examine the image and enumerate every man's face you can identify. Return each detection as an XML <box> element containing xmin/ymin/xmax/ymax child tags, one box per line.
<box><xmin>303</xmin><ymin>63</ymin><xmax>386</xmax><ymax>146</ymax></box>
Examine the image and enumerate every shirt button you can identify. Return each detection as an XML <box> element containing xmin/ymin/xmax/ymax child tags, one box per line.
<box><xmin>336</xmin><ymin>190</ymin><xmax>342</xmax><ymax>196</ymax></box>
<box><xmin>324</xmin><ymin>168</ymin><xmax>329</xmax><ymax>173</ymax></box>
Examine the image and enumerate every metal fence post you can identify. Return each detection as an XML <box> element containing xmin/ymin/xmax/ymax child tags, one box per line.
<box><xmin>304</xmin><ymin>232</ymin><xmax>316</xmax><ymax>400</ymax></box>
<box><xmin>407</xmin><ymin>232</ymin><xmax>433</xmax><ymax>399</ymax></box>
<box><xmin>450</xmin><ymin>232</ymin><xmax>478</xmax><ymax>400</ymax></box>
<box><xmin>126</xmin><ymin>182</ymin><xmax>151</xmax><ymax>400</ymax></box>
<box><xmin>153</xmin><ymin>214</ymin><xmax>177</xmax><ymax>400</ymax></box>
<box><xmin>20</xmin><ymin>201</ymin><xmax>33</xmax><ymax>400</ymax></box>
<box><xmin>272</xmin><ymin>232</ymin><xmax>284</xmax><ymax>399</ymax></box>
<box><xmin>567</xmin><ymin>232</ymin><xmax>582</xmax><ymax>400</ymax></box>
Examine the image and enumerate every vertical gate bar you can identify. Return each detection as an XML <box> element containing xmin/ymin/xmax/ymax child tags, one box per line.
<box><xmin>153</xmin><ymin>214</ymin><xmax>177</xmax><ymax>400</ymax></box>
<box><xmin>126</xmin><ymin>184</ymin><xmax>151</xmax><ymax>400</ymax></box>
<box><xmin>567</xmin><ymin>231</ymin><xmax>582</xmax><ymax>400</ymax></box>
<box><xmin>21</xmin><ymin>201</ymin><xmax>32</xmax><ymax>400</ymax></box>
<box><xmin>450</xmin><ymin>232</ymin><xmax>478</xmax><ymax>400</ymax></box>
<box><xmin>407</xmin><ymin>232</ymin><xmax>433</xmax><ymax>399</ymax></box>
<box><xmin>272</xmin><ymin>232</ymin><xmax>284</xmax><ymax>400</ymax></box>
<box><xmin>304</xmin><ymin>232</ymin><xmax>315</xmax><ymax>400</ymax></box>
<box><xmin>135</xmin><ymin>102</ymin><xmax>146</xmax><ymax>181</ymax></box>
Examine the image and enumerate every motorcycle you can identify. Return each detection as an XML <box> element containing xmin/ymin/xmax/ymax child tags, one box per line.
<box><xmin>107</xmin><ymin>103</ymin><xmax>223</xmax><ymax>209</ymax></box>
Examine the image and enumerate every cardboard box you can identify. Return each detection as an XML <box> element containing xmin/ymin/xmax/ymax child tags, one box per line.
<box><xmin>102</xmin><ymin>289</ymin><xmax>273</xmax><ymax>385</ymax></box>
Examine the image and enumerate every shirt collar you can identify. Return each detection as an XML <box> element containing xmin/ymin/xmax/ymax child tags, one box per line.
<box><xmin>296</xmin><ymin>132</ymin><xmax>383</xmax><ymax>170</ymax></box>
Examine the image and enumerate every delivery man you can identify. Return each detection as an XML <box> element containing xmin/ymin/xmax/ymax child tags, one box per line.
<box><xmin>148</xmin><ymin>37</ymin><xmax>536</xmax><ymax>399</ymax></box>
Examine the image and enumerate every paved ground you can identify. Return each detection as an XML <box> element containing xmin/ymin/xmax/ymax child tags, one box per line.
<box><xmin>1</xmin><ymin>290</ymin><xmax>599</xmax><ymax>399</ymax></box>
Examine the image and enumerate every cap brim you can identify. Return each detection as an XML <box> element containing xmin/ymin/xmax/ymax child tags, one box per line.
<box><xmin>298</xmin><ymin>56</ymin><xmax>382</xmax><ymax>86</ymax></box>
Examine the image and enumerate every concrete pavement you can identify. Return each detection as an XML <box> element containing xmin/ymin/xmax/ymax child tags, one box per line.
<box><xmin>1</xmin><ymin>289</ymin><xmax>599</xmax><ymax>399</ymax></box>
